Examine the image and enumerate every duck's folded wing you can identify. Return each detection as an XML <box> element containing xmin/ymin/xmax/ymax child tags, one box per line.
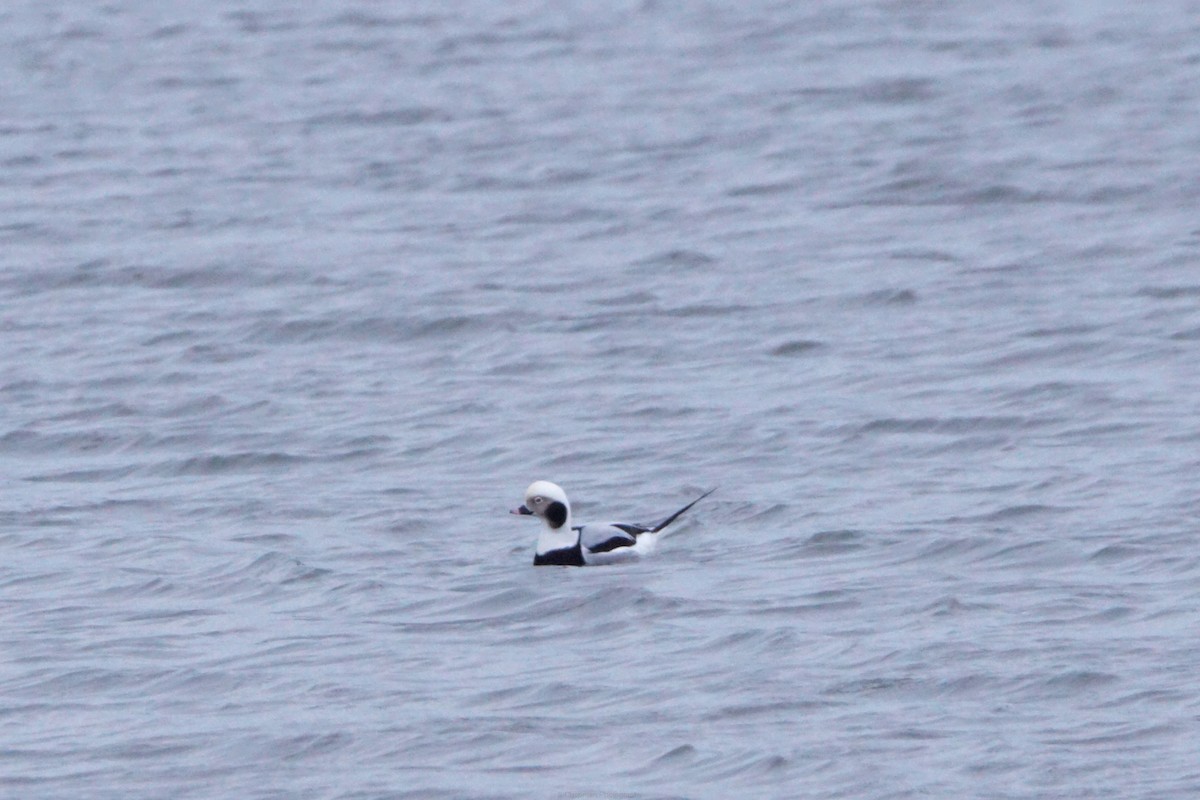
<box><xmin>581</xmin><ymin>489</ymin><xmax>717</xmax><ymax>553</ymax></box>
<box><xmin>580</xmin><ymin>524</ymin><xmax>641</xmax><ymax>554</ymax></box>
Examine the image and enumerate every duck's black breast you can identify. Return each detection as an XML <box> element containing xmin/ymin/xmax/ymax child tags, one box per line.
<box><xmin>533</xmin><ymin>542</ymin><xmax>585</xmax><ymax>566</ymax></box>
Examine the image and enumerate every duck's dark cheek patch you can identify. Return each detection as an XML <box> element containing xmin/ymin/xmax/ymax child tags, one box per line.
<box><xmin>546</xmin><ymin>501</ymin><xmax>568</xmax><ymax>529</ymax></box>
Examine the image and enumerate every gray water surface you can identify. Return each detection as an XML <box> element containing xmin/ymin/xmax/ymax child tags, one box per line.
<box><xmin>3</xmin><ymin>2</ymin><xmax>1200</xmax><ymax>798</ymax></box>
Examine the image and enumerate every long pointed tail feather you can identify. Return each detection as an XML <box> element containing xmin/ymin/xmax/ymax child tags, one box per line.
<box><xmin>650</xmin><ymin>487</ymin><xmax>717</xmax><ymax>533</ymax></box>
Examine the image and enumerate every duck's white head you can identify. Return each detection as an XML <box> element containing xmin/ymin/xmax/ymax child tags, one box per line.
<box><xmin>510</xmin><ymin>480</ymin><xmax>571</xmax><ymax>529</ymax></box>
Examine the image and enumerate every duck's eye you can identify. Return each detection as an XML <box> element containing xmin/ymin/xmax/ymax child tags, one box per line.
<box><xmin>531</xmin><ymin>496</ymin><xmax>544</xmax><ymax>505</ymax></box>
